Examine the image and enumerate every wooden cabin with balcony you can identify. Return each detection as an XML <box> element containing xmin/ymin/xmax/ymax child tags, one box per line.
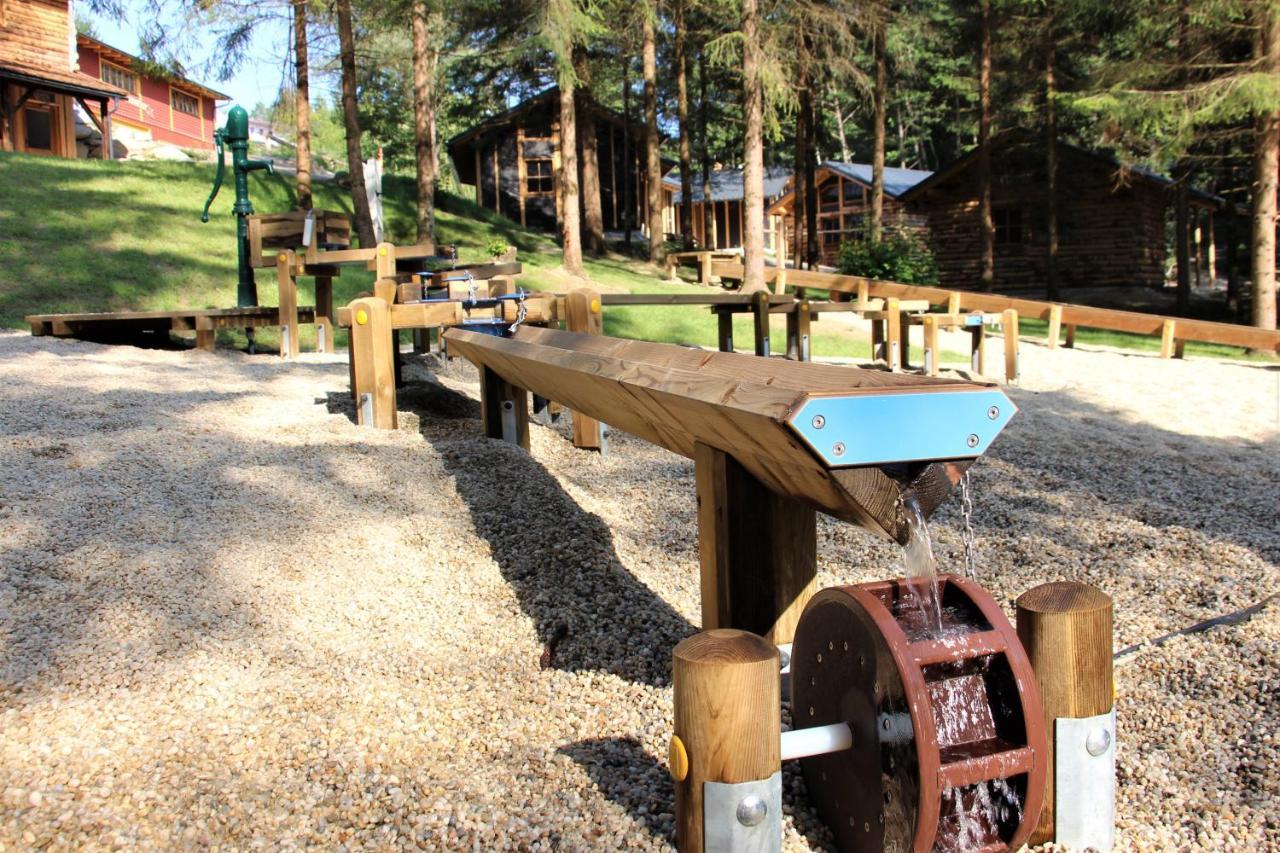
<box><xmin>766</xmin><ymin>161</ymin><xmax>932</xmax><ymax>267</ymax></box>
<box><xmin>447</xmin><ymin>88</ymin><xmax>672</xmax><ymax>236</ymax></box>
<box><xmin>0</xmin><ymin>0</ymin><xmax>125</xmax><ymax>157</ymax></box>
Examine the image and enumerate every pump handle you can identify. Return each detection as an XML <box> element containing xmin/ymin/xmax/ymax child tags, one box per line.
<box><xmin>200</xmin><ymin>129</ymin><xmax>226</xmax><ymax>223</ymax></box>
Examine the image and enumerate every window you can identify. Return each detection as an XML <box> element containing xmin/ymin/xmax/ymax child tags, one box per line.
<box><xmin>171</xmin><ymin>89</ymin><xmax>200</xmax><ymax>116</ymax></box>
<box><xmin>101</xmin><ymin>62</ymin><xmax>138</xmax><ymax>96</ymax></box>
<box><xmin>23</xmin><ymin>108</ymin><xmax>52</xmax><ymax>151</ymax></box>
<box><xmin>526</xmin><ymin>158</ymin><xmax>553</xmax><ymax>195</ymax></box>
<box><xmin>819</xmin><ymin>181</ymin><xmax>841</xmax><ymax>212</ymax></box>
<box><xmin>995</xmin><ymin>208</ymin><xmax>1023</xmax><ymax>245</ymax></box>
<box><xmin>843</xmin><ymin>178</ymin><xmax>863</xmax><ymax>206</ymax></box>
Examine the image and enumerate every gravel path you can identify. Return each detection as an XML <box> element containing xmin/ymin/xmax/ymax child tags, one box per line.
<box><xmin>0</xmin><ymin>328</ymin><xmax>1275</xmax><ymax>850</ymax></box>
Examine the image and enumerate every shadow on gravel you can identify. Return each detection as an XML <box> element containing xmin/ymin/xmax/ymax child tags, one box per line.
<box><xmin>400</xmin><ymin>372</ymin><xmax>695</xmax><ymax>688</ymax></box>
<box><xmin>557</xmin><ymin>737</ymin><xmax>675</xmax><ymax>844</ymax></box>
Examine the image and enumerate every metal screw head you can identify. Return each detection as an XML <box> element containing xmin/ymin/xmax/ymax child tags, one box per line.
<box><xmin>832</xmin><ymin>442</ymin><xmax>846</xmax><ymax>457</ymax></box>
<box><xmin>736</xmin><ymin>795</ymin><xmax>768</xmax><ymax>827</ymax></box>
<box><xmin>987</xmin><ymin>405</ymin><xmax>1000</xmax><ymax>420</ymax></box>
<box><xmin>1086</xmin><ymin>726</ymin><xmax>1112</xmax><ymax>757</ymax></box>
<box><xmin>966</xmin><ymin>434</ymin><xmax>980</xmax><ymax>448</ymax></box>
<box><xmin>811</xmin><ymin>414</ymin><xmax>826</xmax><ymax>429</ymax></box>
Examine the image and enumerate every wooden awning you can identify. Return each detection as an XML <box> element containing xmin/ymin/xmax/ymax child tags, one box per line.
<box><xmin>0</xmin><ymin>59</ymin><xmax>128</xmax><ymax>101</ymax></box>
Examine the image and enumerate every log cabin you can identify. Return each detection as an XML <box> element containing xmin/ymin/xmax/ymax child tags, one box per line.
<box><xmin>0</xmin><ymin>0</ymin><xmax>125</xmax><ymax>157</ymax></box>
<box><xmin>899</xmin><ymin>131</ymin><xmax>1223</xmax><ymax>291</ymax></box>
<box><xmin>75</xmin><ymin>34</ymin><xmax>226</xmax><ymax>154</ymax></box>
<box><xmin>447</xmin><ymin>88</ymin><xmax>673</xmax><ymax>237</ymax></box>
<box><xmin>664</xmin><ymin>165</ymin><xmax>792</xmax><ymax>251</ymax></box>
<box><xmin>765</xmin><ymin>161</ymin><xmax>933</xmax><ymax>267</ymax></box>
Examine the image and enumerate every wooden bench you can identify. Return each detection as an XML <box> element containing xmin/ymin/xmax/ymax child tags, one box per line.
<box><xmin>907</xmin><ymin>310</ymin><xmax>1020</xmax><ymax>383</ymax></box>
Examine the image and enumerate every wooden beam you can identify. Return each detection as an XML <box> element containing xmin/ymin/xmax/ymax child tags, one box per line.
<box><xmin>276</xmin><ymin>250</ymin><xmax>300</xmax><ymax>359</ymax></box>
<box><xmin>785</xmin><ymin>300</ymin><xmax>811</xmax><ymax>361</ymax></box>
<box><xmin>565</xmin><ymin>288</ymin><xmax>604</xmax><ymax>450</ymax></box>
<box><xmin>1047</xmin><ymin>304</ymin><xmax>1062</xmax><ymax>350</ymax></box>
<box><xmin>1003</xmin><ymin>308</ymin><xmax>1019</xmax><ymax>383</ymax></box>
<box><xmin>349</xmin><ymin>297</ymin><xmax>397</xmax><ymax>429</ymax></box>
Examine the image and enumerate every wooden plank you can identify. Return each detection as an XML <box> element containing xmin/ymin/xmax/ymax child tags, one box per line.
<box><xmin>565</xmin><ymin>288</ymin><xmax>605</xmax><ymax>450</ymax></box>
<box><xmin>276</xmin><ymin>250</ymin><xmax>300</xmax><ymax>359</ymax></box>
<box><xmin>442</xmin><ymin>327</ymin><xmax>982</xmax><ymax>541</ymax></box>
<box><xmin>348</xmin><ymin>297</ymin><xmax>397</xmax><ymax>429</ymax></box>
<box><xmin>694</xmin><ymin>442</ymin><xmax>817</xmax><ymax>644</ymax></box>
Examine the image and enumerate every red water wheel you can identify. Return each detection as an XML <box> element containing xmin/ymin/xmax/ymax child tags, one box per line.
<box><xmin>790</xmin><ymin>574</ymin><xmax>1047</xmax><ymax>852</ymax></box>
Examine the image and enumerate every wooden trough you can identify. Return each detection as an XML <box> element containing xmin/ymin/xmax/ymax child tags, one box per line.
<box><xmin>444</xmin><ymin>326</ymin><xmax>1016</xmax><ymax>644</ymax></box>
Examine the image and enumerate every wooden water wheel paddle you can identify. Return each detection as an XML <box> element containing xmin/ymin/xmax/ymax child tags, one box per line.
<box><xmin>790</xmin><ymin>575</ymin><xmax>1047</xmax><ymax>852</ymax></box>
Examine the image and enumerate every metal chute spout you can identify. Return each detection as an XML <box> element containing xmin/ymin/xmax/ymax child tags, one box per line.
<box><xmin>200</xmin><ymin>129</ymin><xmax>226</xmax><ymax>223</ymax></box>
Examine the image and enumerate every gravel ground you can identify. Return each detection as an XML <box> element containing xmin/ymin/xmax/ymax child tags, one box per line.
<box><xmin>0</xmin><ymin>327</ymin><xmax>1275</xmax><ymax>851</ymax></box>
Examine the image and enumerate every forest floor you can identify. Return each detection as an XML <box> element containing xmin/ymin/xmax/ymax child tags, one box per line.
<box><xmin>0</xmin><ymin>326</ymin><xmax>1275</xmax><ymax>850</ymax></box>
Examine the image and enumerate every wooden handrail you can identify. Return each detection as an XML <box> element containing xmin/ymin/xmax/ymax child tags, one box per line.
<box><xmin>711</xmin><ymin>262</ymin><xmax>1280</xmax><ymax>354</ymax></box>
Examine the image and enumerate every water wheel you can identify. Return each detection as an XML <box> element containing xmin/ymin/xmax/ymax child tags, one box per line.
<box><xmin>790</xmin><ymin>574</ymin><xmax>1047</xmax><ymax>852</ymax></box>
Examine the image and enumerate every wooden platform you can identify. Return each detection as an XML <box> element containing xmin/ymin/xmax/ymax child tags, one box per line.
<box><xmin>26</xmin><ymin>306</ymin><xmax>316</xmax><ymax>351</ymax></box>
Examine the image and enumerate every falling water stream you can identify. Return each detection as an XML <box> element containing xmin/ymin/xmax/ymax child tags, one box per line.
<box><xmin>900</xmin><ymin>494</ymin><xmax>944</xmax><ymax>638</ymax></box>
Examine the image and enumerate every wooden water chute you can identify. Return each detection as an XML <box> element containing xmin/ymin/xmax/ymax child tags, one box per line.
<box><xmin>443</xmin><ymin>326</ymin><xmax>1017</xmax><ymax>638</ymax></box>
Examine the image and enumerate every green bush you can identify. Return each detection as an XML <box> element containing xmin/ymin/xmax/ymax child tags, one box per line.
<box><xmin>836</xmin><ymin>229</ymin><xmax>938</xmax><ymax>284</ymax></box>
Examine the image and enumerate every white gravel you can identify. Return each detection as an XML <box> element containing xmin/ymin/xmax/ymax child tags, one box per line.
<box><xmin>0</xmin><ymin>327</ymin><xmax>1275</xmax><ymax>850</ymax></box>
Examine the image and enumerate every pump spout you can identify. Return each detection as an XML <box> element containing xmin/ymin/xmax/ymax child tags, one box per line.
<box><xmin>200</xmin><ymin>130</ymin><xmax>226</xmax><ymax>223</ymax></box>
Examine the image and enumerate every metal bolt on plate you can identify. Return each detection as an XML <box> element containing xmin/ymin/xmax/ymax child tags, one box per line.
<box><xmin>833</xmin><ymin>442</ymin><xmax>846</xmax><ymax>456</ymax></box>
<box><xmin>736</xmin><ymin>795</ymin><xmax>768</xmax><ymax>827</ymax></box>
<box><xmin>987</xmin><ymin>406</ymin><xmax>1000</xmax><ymax>420</ymax></box>
<box><xmin>1086</xmin><ymin>726</ymin><xmax>1112</xmax><ymax>757</ymax></box>
<box><xmin>966</xmin><ymin>434</ymin><xmax>980</xmax><ymax>448</ymax></box>
<box><xmin>811</xmin><ymin>414</ymin><xmax>826</xmax><ymax>429</ymax></box>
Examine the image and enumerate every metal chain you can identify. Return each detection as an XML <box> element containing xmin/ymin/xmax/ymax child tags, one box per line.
<box><xmin>508</xmin><ymin>290</ymin><xmax>528</xmax><ymax>334</ymax></box>
<box><xmin>960</xmin><ymin>471</ymin><xmax>978</xmax><ymax>579</ymax></box>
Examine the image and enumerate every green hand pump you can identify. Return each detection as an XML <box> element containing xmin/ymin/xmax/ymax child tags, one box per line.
<box><xmin>201</xmin><ymin>105</ymin><xmax>274</xmax><ymax>308</ymax></box>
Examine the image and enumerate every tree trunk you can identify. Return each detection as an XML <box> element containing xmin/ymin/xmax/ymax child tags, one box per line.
<box><xmin>622</xmin><ymin>59</ymin><xmax>632</xmax><ymax>249</ymax></box>
<box><xmin>675</xmin><ymin>0</ymin><xmax>694</xmax><ymax>247</ymax></box>
<box><xmin>870</xmin><ymin>1</ymin><xmax>886</xmax><ymax>243</ymax></box>
<box><xmin>794</xmin><ymin>49</ymin><xmax>809</xmax><ymax>268</ymax></box>
<box><xmin>1176</xmin><ymin>180</ymin><xmax>1190</xmax><ymax>314</ymax></box>
<box><xmin>802</xmin><ymin>89</ymin><xmax>817</xmax><ymax>268</ymax></box>
<box><xmin>1251</xmin><ymin>2</ymin><xmax>1279</xmax><ymax>330</ymax></box>
<box><xmin>643</xmin><ymin>9</ymin><xmax>664</xmax><ymax>262</ymax></box>
<box><xmin>293</xmin><ymin>0</ymin><xmax>312</xmax><ymax>211</ymax></box>
<box><xmin>833</xmin><ymin>95</ymin><xmax>851</xmax><ymax>163</ymax></box>
<box><xmin>699</xmin><ymin>49</ymin><xmax>716</xmax><ymax>248</ymax></box>
<box><xmin>1044</xmin><ymin>0</ymin><xmax>1058</xmax><ymax>300</ymax></box>
<box><xmin>574</xmin><ymin>48</ymin><xmax>605</xmax><ymax>255</ymax></box>
<box><xmin>977</xmin><ymin>0</ymin><xmax>994</xmax><ymax>291</ymax></box>
<box><xmin>560</xmin><ymin>82</ymin><xmax>585</xmax><ymax>276</ymax></box>
<box><xmin>741</xmin><ymin>0</ymin><xmax>766</xmax><ymax>292</ymax></box>
<box><xmin>411</xmin><ymin>0</ymin><xmax>437</xmax><ymax>249</ymax></box>
<box><xmin>335</xmin><ymin>0</ymin><xmax>375</xmax><ymax>248</ymax></box>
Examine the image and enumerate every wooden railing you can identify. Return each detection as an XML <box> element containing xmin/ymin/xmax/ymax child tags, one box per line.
<box><xmin>712</xmin><ymin>262</ymin><xmax>1280</xmax><ymax>356</ymax></box>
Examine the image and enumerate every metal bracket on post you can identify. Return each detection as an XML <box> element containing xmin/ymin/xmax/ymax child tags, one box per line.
<box><xmin>800</xmin><ymin>333</ymin><xmax>810</xmax><ymax>362</ymax></box>
<box><xmin>703</xmin><ymin>772</ymin><xmax>782</xmax><ymax>853</ymax></box>
<box><xmin>359</xmin><ymin>392</ymin><xmax>374</xmax><ymax>427</ymax></box>
<box><xmin>500</xmin><ymin>399</ymin><xmax>518</xmax><ymax>444</ymax></box>
<box><xmin>281</xmin><ymin>325</ymin><xmax>291</xmax><ymax>358</ymax></box>
<box><xmin>317</xmin><ymin>324</ymin><xmax>326</xmax><ymax>353</ymax></box>
<box><xmin>1055</xmin><ymin>707</ymin><xmax>1116</xmax><ymax>852</ymax></box>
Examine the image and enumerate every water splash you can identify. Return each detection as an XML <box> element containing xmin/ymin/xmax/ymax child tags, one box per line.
<box><xmin>940</xmin><ymin>778</ymin><xmax>1024</xmax><ymax>851</ymax></box>
<box><xmin>900</xmin><ymin>494</ymin><xmax>943</xmax><ymax>637</ymax></box>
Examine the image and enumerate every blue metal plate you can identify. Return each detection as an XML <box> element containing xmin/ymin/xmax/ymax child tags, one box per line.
<box><xmin>788</xmin><ymin>388</ymin><xmax>1017</xmax><ymax>467</ymax></box>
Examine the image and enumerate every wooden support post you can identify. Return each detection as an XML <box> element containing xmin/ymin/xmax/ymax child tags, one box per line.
<box><xmin>1016</xmin><ymin>582</ymin><xmax>1113</xmax><ymax>846</ymax></box>
<box><xmin>489</xmin><ymin>276</ymin><xmax>512</xmax><ymax>298</ymax></box>
<box><xmin>922</xmin><ymin>314</ymin><xmax>939</xmax><ymax>376</ymax></box>
<box><xmin>348</xmin><ymin>297</ymin><xmax>397</xmax><ymax>429</ymax></box>
<box><xmin>666</xmin><ymin>254</ymin><xmax>680</xmax><ymax>282</ymax></box>
<box><xmin>776</xmin><ymin>226</ymin><xmax>788</xmax><ymax>292</ymax></box>
<box><xmin>857</xmin><ymin>280</ymin><xmax>869</xmax><ymax>305</ymax></box>
<box><xmin>565</xmin><ymin>288</ymin><xmax>605</xmax><ymax>451</ymax></box>
<box><xmin>717</xmin><ymin>310</ymin><xmax>734</xmax><ymax>353</ymax></box>
<box><xmin>947</xmin><ymin>291</ymin><xmax>962</xmax><ymax>314</ymax></box>
<box><xmin>1175</xmin><ymin>339</ymin><xmax>1186</xmax><ymax>359</ymax></box>
<box><xmin>751</xmin><ymin>290</ymin><xmax>771</xmax><ymax>357</ymax></box>
<box><xmin>699</xmin><ymin>253</ymin><xmax>712</xmax><ymax>285</ymax></box>
<box><xmin>1002</xmin><ymin>308</ymin><xmax>1019</xmax><ymax>383</ymax></box>
<box><xmin>276</xmin><ymin>250</ymin><xmax>300</xmax><ymax>359</ymax></box>
<box><xmin>480</xmin><ymin>365</ymin><xmax>530</xmax><ymax>450</ymax></box>
<box><xmin>971</xmin><ymin>319</ymin><xmax>987</xmax><ymax>375</ymax></box>
<box><xmin>694</xmin><ymin>442</ymin><xmax>817</xmax><ymax>644</ymax></box>
<box><xmin>374</xmin><ymin>241</ymin><xmax>396</xmax><ymax>279</ymax></box>
<box><xmin>886</xmin><ymin>297</ymin><xmax>902</xmax><ymax>372</ymax></box>
<box><xmin>785</xmin><ymin>301</ymin><xmax>811</xmax><ymax>361</ymax></box>
<box><xmin>315</xmin><ymin>275</ymin><xmax>334</xmax><ymax>353</ymax></box>
<box><xmin>672</xmin><ymin>629</ymin><xmax>781</xmax><ymax>853</ymax></box>
<box><xmin>871</xmin><ymin>316</ymin><xmax>885</xmax><ymax>364</ymax></box>
<box><xmin>195</xmin><ymin>318</ymin><xmax>215</xmax><ymax>352</ymax></box>
<box><xmin>1065</xmin><ymin>324</ymin><xmax>1076</xmax><ymax>349</ymax></box>
<box><xmin>1160</xmin><ymin>319</ymin><xmax>1176</xmax><ymax>359</ymax></box>
<box><xmin>1047</xmin><ymin>304</ymin><xmax>1062</xmax><ymax>350</ymax></box>
<box><xmin>412</xmin><ymin>328</ymin><xmax>429</xmax><ymax>353</ymax></box>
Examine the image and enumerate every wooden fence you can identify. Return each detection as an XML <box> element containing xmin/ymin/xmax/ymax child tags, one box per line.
<box><xmin>711</xmin><ymin>262</ymin><xmax>1280</xmax><ymax>356</ymax></box>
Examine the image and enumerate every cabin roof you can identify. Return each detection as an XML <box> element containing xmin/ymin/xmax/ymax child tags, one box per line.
<box><xmin>76</xmin><ymin>34</ymin><xmax>229</xmax><ymax>101</ymax></box>
<box><xmin>0</xmin><ymin>57</ymin><xmax>129</xmax><ymax>101</ymax></box>
<box><xmin>897</xmin><ymin>129</ymin><xmax>1224</xmax><ymax>207</ymax></box>
<box><xmin>764</xmin><ymin>161</ymin><xmax>933</xmax><ymax>216</ymax></box>
<box><xmin>667</xmin><ymin>166</ymin><xmax>792</xmax><ymax>203</ymax></box>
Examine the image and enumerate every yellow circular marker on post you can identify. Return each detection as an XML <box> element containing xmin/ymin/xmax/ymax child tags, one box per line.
<box><xmin>668</xmin><ymin>734</ymin><xmax>689</xmax><ymax>782</ymax></box>
<box><xmin>590</xmin><ymin>299</ymin><xmax>601</xmax><ymax>314</ymax></box>
<box><xmin>355</xmin><ymin>309</ymin><xmax>369</xmax><ymax>326</ymax></box>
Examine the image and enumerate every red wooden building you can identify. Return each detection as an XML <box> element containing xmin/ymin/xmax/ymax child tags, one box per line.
<box><xmin>75</xmin><ymin>34</ymin><xmax>225</xmax><ymax>153</ymax></box>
